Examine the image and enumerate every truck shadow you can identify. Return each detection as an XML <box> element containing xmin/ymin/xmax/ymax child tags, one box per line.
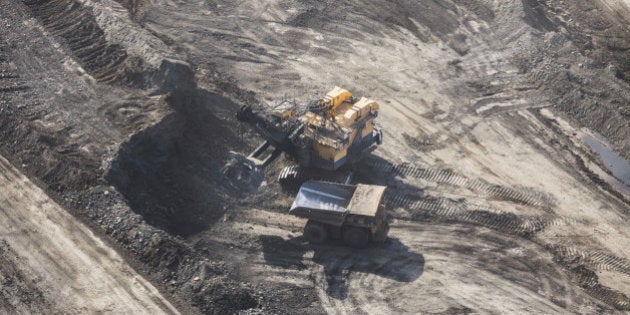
<box><xmin>259</xmin><ymin>235</ymin><xmax>424</xmax><ymax>300</ymax></box>
<box><xmin>353</xmin><ymin>155</ymin><xmax>426</xmax><ymax>198</ymax></box>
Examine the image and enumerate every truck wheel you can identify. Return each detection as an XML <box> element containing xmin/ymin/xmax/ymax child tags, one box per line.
<box><xmin>304</xmin><ymin>220</ymin><xmax>328</xmax><ymax>244</ymax></box>
<box><xmin>343</xmin><ymin>226</ymin><xmax>370</xmax><ymax>248</ymax></box>
<box><xmin>374</xmin><ymin>221</ymin><xmax>389</xmax><ymax>242</ymax></box>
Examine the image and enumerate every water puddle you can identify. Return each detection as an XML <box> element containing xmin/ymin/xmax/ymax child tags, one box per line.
<box><xmin>581</xmin><ymin>132</ymin><xmax>630</xmax><ymax>191</ymax></box>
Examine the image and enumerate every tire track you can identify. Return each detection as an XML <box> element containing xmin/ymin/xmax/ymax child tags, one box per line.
<box><xmin>586</xmin><ymin>286</ymin><xmax>630</xmax><ymax>311</ymax></box>
<box><xmin>23</xmin><ymin>0</ymin><xmax>129</xmax><ymax>84</ymax></box>
<box><xmin>385</xmin><ymin>192</ymin><xmax>576</xmax><ymax>236</ymax></box>
<box><xmin>550</xmin><ymin>245</ymin><xmax>630</xmax><ymax>311</ymax></box>
<box><xmin>550</xmin><ymin>246</ymin><xmax>630</xmax><ymax>310</ymax></box>
<box><xmin>309</xmin><ymin>245</ymin><xmax>425</xmax><ymax>314</ymax></box>
<box><xmin>366</xmin><ymin>159</ymin><xmax>555</xmax><ymax>209</ymax></box>
<box><xmin>298</xmin><ymin>222</ymin><xmax>576</xmax><ymax>314</ymax></box>
<box><xmin>387</xmin><ymin>191</ymin><xmax>630</xmax><ymax>310</ymax></box>
<box><xmin>587</xmin><ymin>252</ymin><xmax>630</xmax><ymax>275</ymax></box>
<box><xmin>551</xmin><ymin>246</ymin><xmax>630</xmax><ymax>277</ymax></box>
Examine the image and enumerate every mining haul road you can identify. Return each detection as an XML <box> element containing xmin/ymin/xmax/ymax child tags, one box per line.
<box><xmin>0</xmin><ymin>155</ymin><xmax>178</xmax><ymax>314</ymax></box>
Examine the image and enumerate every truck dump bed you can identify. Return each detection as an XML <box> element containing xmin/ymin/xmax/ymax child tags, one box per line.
<box><xmin>289</xmin><ymin>181</ymin><xmax>386</xmax><ymax>226</ymax></box>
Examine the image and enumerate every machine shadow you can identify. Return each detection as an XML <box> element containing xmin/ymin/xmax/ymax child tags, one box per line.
<box><xmin>259</xmin><ymin>235</ymin><xmax>424</xmax><ymax>300</ymax></box>
<box><xmin>353</xmin><ymin>155</ymin><xmax>426</xmax><ymax>198</ymax></box>
<box><xmin>106</xmin><ymin>88</ymin><xmax>248</xmax><ymax>237</ymax></box>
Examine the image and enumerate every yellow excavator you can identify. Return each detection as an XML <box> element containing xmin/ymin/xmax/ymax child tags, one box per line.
<box><xmin>224</xmin><ymin>86</ymin><xmax>383</xmax><ymax>191</ymax></box>
<box><xmin>223</xmin><ymin>87</ymin><xmax>389</xmax><ymax>247</ymax></box>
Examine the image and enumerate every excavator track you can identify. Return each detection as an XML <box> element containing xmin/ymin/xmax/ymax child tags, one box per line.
<box><xmin>278</xmin><ymin>165</ymin><xmax>352</xmax><ymax>192</ymax></box>
<box><xmin>551</xmin><ymin>246</ymin><xmax>630</xmax><ymax>310</ymax></box>
<box><xmin>365</xmin><ymin>159</ymin><xmax>555</xmax><ymax>209</ymax></box>
<box><xmin>383</xmin><ymin>192</ymin><xmax>581</xmax><ymax>237</ymax></box>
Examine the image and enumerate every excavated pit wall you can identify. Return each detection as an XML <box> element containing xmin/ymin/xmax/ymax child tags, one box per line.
<box><xmin>105</xmin><ymin>89</ymin><xmax>247</xmax><ymax>236</ymax></box>
<box><xmin>0</xmin><ymin>0</ymin><xmax>262</xmax><ymax>313</ymax></box>
<box><xmin>23</xmin><ymin>0</ymin><xmax>178</xmax><ymax>87</ymax></box>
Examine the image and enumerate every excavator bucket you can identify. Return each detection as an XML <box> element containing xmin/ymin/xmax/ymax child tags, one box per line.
<box><xmin>221</xmin><ymin>151</ymin><xmax>265</xmax><ymax>194</ymax></box>
<box><xmin>221</xmin><ymin>141</ymin><xmax>281</xmax><ymax>194</ymax></box>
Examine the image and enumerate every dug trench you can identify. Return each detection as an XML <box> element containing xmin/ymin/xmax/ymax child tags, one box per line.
<box><xmin>94</xmin><ymin>84</ymin><xmax>274</xmax><ymax>311</ymax></box>
<box><xmin>47</xmin><ymin>87</ymin><xmax>266</xmax><ymax>313</ymax></box>
<box><xmin>105</xmin><ymin>89</ymin><xmax>245</xmax><ymax>237</ymax></box>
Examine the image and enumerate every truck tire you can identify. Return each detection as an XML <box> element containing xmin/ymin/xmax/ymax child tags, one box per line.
<box><xmin>342</xmin><ymin>226</ymin><xmax>370</xmax><ymax>248</ymax></box>
<box><xmin>376</xmin><ymin>128</ymin><xmax>383</xmax><ymax>145</ymax></box>
<box><xmin>373</xmin><ymin>221</ymin><xmax>389</xmax><ymax>242</ymax></box>
<box><xmin>304</xmin><ymin>220</ymin><xmax>328</xmax><ymax>244</ymax></box>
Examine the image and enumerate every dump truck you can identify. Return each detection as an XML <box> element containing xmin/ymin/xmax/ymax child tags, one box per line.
<box><xmin>223</xmin><ymin>87</ymin><xmax>383</xmax><ymax>192</ymax></box>
<box><xmin>289</xmin><ymin>180</ymin><xmax>389</xmax><ymax>248</ymax></box>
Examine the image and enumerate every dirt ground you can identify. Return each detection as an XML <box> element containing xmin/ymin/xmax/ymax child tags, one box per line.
<box><xmin>0</xmin><ymin>155</ymin><xmax>178</xmax><ymax>313</ymax></box>
<box><xmin>0</xmin><ymin>0</ymin><xmax>629</xmax><ymax>314</ymax></box>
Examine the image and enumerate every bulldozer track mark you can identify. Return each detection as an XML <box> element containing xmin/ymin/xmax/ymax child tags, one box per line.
<box><xmin>0</xmin><ymin>72</ymin><xmax>26</xmax><ymax>94</ymax></box>
<box><xmin>367</xmin><ymin>159</ymin><xmax>555</xmax><ymax>209</ymax></box>
<box><xmin>384</xmin><ymin>192</ymin><xmax>566</xmax><ymax>236</ymax></box>
<box><xmin>278</xmin><ymin>165</ymin><xmax>352</xmax><ymax>193</ymax></box>
<box><xmin>389</xmin><ymin>192</ymin><xmax>630</xmax><ymax>310</ymax></box>
<box><xmin>552</xmin><ymin>246</ymin><xmax>630</xmax><ymax>277</ymax></box>
<box><xmin>0</xmin><ymin>40</ymin><xmax>25</xmax><ymax>94</ymax></box>
<box><xmin>0</xmin><ymin>73</ymin><xmax>19</xmax><ymax>79</ymax></box>
<box><xmin>552</xmin><ymin>245</ymin><xmax>630</xmax><ymax>311</ymax></box>
<box><xmin>24</xmin><ymin>0</ymin><xmax>130</xmax><ymax>84</ymax></box>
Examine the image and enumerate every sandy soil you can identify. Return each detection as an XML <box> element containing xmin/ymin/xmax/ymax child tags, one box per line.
<box><xmin>0</xmin><ymin>155</ymin><xmax>178</xmax><ymax>314</ymax></box>
<box><xmin>0</xmin><ymin>0</ymin><xmax>629</xmax><ymax>313</ymax></box>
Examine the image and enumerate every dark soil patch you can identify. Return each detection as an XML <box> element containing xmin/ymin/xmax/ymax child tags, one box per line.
<box><xmin>106</xmin><ymin>88</ymin><xmax>248</xmax><ymax>236</ymax></box>
<box><xmin>23</xmin><ymin>0</ymin><xmax>154</xmax><ymax>87</ymax></box>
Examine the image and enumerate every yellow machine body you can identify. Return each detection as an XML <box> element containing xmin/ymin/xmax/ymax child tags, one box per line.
<box><xmin>299</xmin><ymin>87</ymin><xmax>381</xmax><ymax>169</ymax></box>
